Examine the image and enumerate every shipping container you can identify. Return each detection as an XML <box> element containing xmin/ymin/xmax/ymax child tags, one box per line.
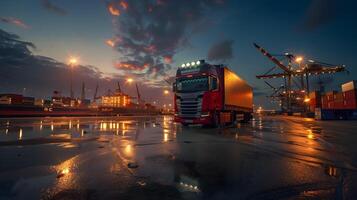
<box><xmin>320</xmin><ymin>109</ymin><xmax>336</xmax><ymax>120</ymax></box>
<box><xmin>223</xmin><ymin>67</ymin><xmax>253</xmax><ymax>109</ymax></box>
<box><xmin>343</xmin><ymin>89</ymin><xmax>357</xmax><ymax>101</ymax></box>
<box><xmin>23</xmin><ymin>97</ymin><xmax>35</xmax><ymax>105</ymax></box>
<box><xmin>334</xmin><ymin>92</ymin><xmax>344</xmax><ymax>101</ymax></box>
<box><xmin>341</xmin><ymin>80</ymin><xmax>357</xmax><ymax>92</ymax></box>
<box><xmin>343</xmin><ymin>100</ymin><xmax>357</xmax><ymax>109</ymax></box>
<box><xmin>0</xmin><ymin>94</ymin><xmax>23</xmax><ymax>105</ymax></box>
<box><xmin>317</xmin><ymin>109</ymin><xmax>357</xmax><ymax>120</ymax></box>
<box><xmin>34</xmin><ymin>99</ymin><xmax>44</xmax><ymax>106</ymax></box>
<box><xmin>309</xmin><ymin>91</ymin><xmax>321</xmax><ymax>100</ymax></box>
<box><xmin>334</xmin><ymin>101</ymin><xmax>344</xmax><ymax>109</ymax></box>
<box><xmin>309</xmin><ymin>97</ymin><xmax>321</xmax><ymax>111</ymax></box>
<box><xmin>321</xmin><ymin>95</ymin><xmax>328</xmax><ymax>104</ymax></box>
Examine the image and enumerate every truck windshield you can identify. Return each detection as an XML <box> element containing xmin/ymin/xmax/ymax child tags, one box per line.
<box><xmin>177</xmin><ymin>77</ymin><xmax>208</xmax><ymax>92</ymax></box>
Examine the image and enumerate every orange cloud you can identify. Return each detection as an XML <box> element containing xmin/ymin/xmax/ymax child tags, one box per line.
<box><xmin>108</xmin><ymin>3</ymin><xmax>120</xmax><ymax>16</ymax></box>
<box><xmin>105</xmin><ymin>37</ymin><xmax>123</xmax><ymax>48</ymax></box>
<box><xmin>106</xmin><ymin>39</ymin><xmax>115</xmax><ymax>47</ymax></box>
<box><xmin>115</xmin><ymin>62</ymin><xmax>149</xmax><ymax>71</ymax></box>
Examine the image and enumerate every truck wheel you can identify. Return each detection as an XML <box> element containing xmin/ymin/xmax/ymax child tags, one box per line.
<box><xmin>212</xmin><ymin>112</ymin><xmax>220</xmax><ymax>128</ymax></box>
<box><xmin>241</xmin><ymin>113</ymin><xmax>252</xmax><ymax>123</ymax></box>
<box><xmin>232</xmin><ymin>111</ymin><xmax>238</xmax><ymax>126</ymax></box>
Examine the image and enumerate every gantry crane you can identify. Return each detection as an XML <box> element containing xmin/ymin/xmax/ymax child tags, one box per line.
<box><xmin>254</xmin><ymin>43</ymin><xmax>346</xmax><ymax>113</ymax></box>
<box><xmin>264</xmin><ymin>81</ymin><xmax>286</xmax><ymax>111</ymax></box>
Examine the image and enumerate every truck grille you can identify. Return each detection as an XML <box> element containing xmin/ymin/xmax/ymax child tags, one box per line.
<box><xmin>177</xmin><ymin>93</ymin><xmax>203</xmax><ymax>118</ymax></box>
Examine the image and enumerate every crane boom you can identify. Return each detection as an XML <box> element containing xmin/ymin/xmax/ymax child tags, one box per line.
<box><xmin>264</xmin><ymin>81</ymin><xmax>276</xmax><ymax>90</ymax></box>
<box><xmin>117</xmin><ymin>81</ymin><xmax>122</xmax><ymax>93</ymax></box>
<box><xmin>253</xmin><ymin>43</ymin><xmax>291</xmax><ymax>73</ymax></box>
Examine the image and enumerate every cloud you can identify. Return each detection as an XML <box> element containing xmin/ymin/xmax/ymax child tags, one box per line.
<box><xmin>0</xmin><ymin>17</ymin><xmax>29</xmax><ymax>29</ymax></box>
<box><xmin>41</xmin><ymin>0</ymin><xmax>67</xmax><ymax>16</ymax></box>
<box><xmin>300</xmin><ymin>0</ymin><xmax>339</xmax><ymax>31</ymax></box>
<box><xmin>107</xmin><ymin>2</ymin><xmax>121</xmax><ymax>16</ymax></box>
<box><xmin>0</xmin><ymin>28</ymin><xmax>171</xmax><ymax>103</ymax></box>
<box><xmin>207</xmin><ymin>39</ymin><xmax>234</xmax><ymax>61</ymax></box>
<box><xmin>106</xmin><ymin>0</ymin><xmax>228</xmax><ymax>86</ymax></box>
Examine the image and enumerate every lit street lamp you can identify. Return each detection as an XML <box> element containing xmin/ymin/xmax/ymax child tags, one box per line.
<box><xmin>164</xmin><ymin>89</ymin><xmax>169</xmax><ymax>95</ymax></box>
<box><xmin>126</xmin><ymin>78</ymin><xmax>133</xmax><ymax>83</ymax></box>
<box><xmin>295</xmin><ymin>56</ymin><xmax>303</xmax><ymax>63</ymax></box>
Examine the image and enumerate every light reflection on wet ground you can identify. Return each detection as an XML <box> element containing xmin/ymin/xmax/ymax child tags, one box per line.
<box><xmin>0</xmin><ymin>115</ymin><xmax>356</xmax><ymax>199</ymax></box>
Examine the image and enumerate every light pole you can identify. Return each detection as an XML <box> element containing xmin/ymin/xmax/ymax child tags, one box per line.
<box><xmin>68</xmin><ymin>57</ymin><xmax>78</xmax><ymax>99</ymax></box>
<box><xmin>296</xmin><ymin>56</ymin><xmax>310</xmax><ymax>113</ymax></box>
<box><xmin>295</xmin><ymin>56</ymin><xmax>304</xmax><ymax>92</ymax></box>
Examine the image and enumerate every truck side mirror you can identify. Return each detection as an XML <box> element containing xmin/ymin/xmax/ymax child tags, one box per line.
<box><xmin>210</xmin><ymin>77</ymin><xmax>218</xmax><ymax>91</ymax></box>
<box><xmin>172</xmin><ymin>82</ymin><xmax>177</xmax><ymax>92</ymax></box>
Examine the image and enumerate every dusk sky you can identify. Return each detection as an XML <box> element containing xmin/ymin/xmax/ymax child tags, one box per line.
<box><xmin>1</xmin><ymin>0</ymin><xmax>357</xmax><ymax>108</ymax></box>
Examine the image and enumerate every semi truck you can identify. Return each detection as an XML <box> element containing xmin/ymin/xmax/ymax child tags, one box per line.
<box><xmin>173</xmin><ymin>60</ymin><xmax>253</xmax><ymax>127</ymax></box>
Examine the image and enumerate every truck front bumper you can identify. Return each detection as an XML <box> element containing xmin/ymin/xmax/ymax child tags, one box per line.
<box><xmin>174</xmin><ymin>116</ymin><xmax>212</xmax><ymax>125</ymax></box>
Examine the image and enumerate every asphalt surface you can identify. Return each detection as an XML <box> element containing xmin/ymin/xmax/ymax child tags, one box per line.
<box><xmin>0</xmin><ymin>115</ymin><xmax>356</xmax><ymax>200</ymax></box>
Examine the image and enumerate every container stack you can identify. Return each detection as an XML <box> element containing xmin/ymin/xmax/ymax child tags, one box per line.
<box><xmin>342</xmin><ymin>81</ymin><xmax>357</xmax><ymax>109</ymax></box>
<box><xmin>322</xmin><ymin>91</ymin><xmax>337</xmax><ymax>109</ymax></box>
<box><xmin>309</xmin><ymin>91</ymin><xmax>321</xmax><ymax>111</ymax></box>
<box><xmin>333</xmin><ymin>92</ymin><xmax>344</xmax><ymax>109</ymax></box>
<box><xmin>316</xmin><ymin>81</ymin><xmax>357</xmax><ymax>120</ymax></box>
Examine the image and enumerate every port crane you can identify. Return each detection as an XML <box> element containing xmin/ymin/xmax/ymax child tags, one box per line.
<box><xmin>93</xmin><ymin>83</ymin><xmax>100</xmax><ymax>102</ymax></box>
<box><xmin>116</xmin><ymin>81</ymin><xmax>122</xmax><ymax>93</ymax></box>
<box><xmin>254</xmin><ymin>43</ymin><xmax>346</xmax><ymax>113</ymax></box>
<box><xmin>264</xmin><ymin>81</ymin><xmax>286</xmax><ymax>111</ymax></box>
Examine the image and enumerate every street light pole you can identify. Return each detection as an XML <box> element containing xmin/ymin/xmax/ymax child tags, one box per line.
<box><xmin>70</xmin><ymin>64</ymin><xmax>74</xmax><ymax>98</ymax></box>
<box><xmin>68</xmin><ymin>57</ymin><xmax>78</xmax><ymax>99</ymax></box>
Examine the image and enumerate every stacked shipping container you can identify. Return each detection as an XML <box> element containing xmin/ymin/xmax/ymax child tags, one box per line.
<box><xmin>342</xmin><ymin>81</ymin><xmax>357</xmax><ymax>109</ymax></box>
<box><xmin>316</xmin><ymin>81</ymin><xmax>357</xmax><ymax>120</ymax></box>
<box><xmin>320</xmin><ymin>81</ymin><xmax>357</xmax><ymax>110</ymax></box>
<box><xmin>321</xmin><ymin>91</ymin><xmax>337</xmax><ymax>109</ymax></box>
<box><xmin>309</xmin><ymin>91</ymin><xmax>321</xmax><ymax>111</ymax></box>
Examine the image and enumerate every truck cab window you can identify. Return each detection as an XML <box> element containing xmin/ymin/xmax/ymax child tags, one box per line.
<box><xmin>176</xmin><ymin>77</ymin><xmax>208</xmax><ymax>93</ymax></box>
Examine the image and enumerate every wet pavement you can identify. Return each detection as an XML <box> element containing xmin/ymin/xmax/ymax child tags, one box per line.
<box><xmin>0</xmin><ymin>115</ymin><xmax>356</xmax><ymax>200</ymax></box>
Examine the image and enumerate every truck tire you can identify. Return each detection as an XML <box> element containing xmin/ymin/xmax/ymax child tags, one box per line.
<box><xmin>212</xmin><ymin>112</ymin><xmax>220</xmax><ymax>128</ymax></box>
<box><xmin>241</xmin><ymin>113</ymin><xmax>252</xmax><ymax>123</ymax></box>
